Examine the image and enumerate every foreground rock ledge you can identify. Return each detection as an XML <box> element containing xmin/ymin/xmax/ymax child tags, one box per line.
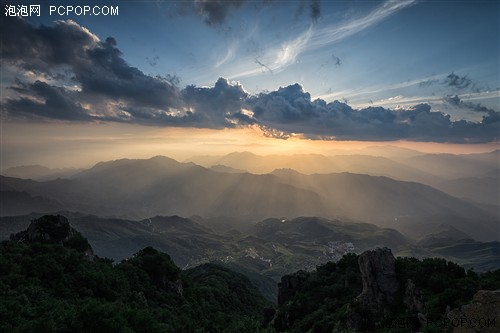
<box><xmin>447</xmin><ymin>290</ymin><xmax>500</xmax><ymax>333</ymax></box>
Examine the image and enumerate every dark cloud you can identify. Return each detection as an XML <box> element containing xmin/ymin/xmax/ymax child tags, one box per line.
<box><xmin>294</xmin><ymin>0</ymin><xmax>321</xmax><ymax>23</ymax></box>
<box><xmin>1</xmin><ymin>16</ymin><xmax>239</xmax><ymax>126</ymax></box>
<box><xmin>200</xmin><ymin>0</ymin><xmax>246</xmax><ymax>26</ymax></box>
<box><xmin>174</xmin><ymin>0</ymin><xmax>246</xmax><ymax>26</ymax></box>
<box><xmin>174</xmin><ymin>0</ymin><xmax>319</xmax><ymax>27</ymax></box>
<box><xmin>79</xmin><ymin>38</ymin><xmax>180</xmax><ymax>108</ymax></box>
<box><xmin>246</xmin><ymin>86</ymin><xmax>406</xmax><ymax>140</ymax></box>
<box><xmin>2</xmin><ymin>17</ymin><xmax>497</xmax><ymax>143</ymax></box>
<box><xmin>156</xmin><ymin>74</ymin><xmax>181</xmax><ymax>87</ymax></box>
<box><xmin>75</xmin><ymin>77</ymin><xmax>252</xmax><ymax>127</ymax></box>
<box><xmin>243</xmin><ymin>85</ymin><xmax>499</xmax><ymax>143</ymax></box>
<box><xmin>332</xmin><ymin>53</ymin><xmax>342</xmax><ymax>67</ymax></box>
<box><xmin>146</xmin><ymin>56</ymin><xmax>160</xmax><ymax>67</ymax></box>
<box><xmin>443</xmin><ymin>95</ymin><xmax>462</xmax><ymax>106</ymax></box>
<box><xmin>443</xmin><ymin>95</ymin><xmax>500</xmax><ymax>128</ymax></box>
<box><xmin>419</xmin><ymin>73</ymin><xmax>485</xmax><ymax>92</ymax></box>
<box><xmin>1</xmin><ymin>16</ymin><xmax>182</xmax><ymax>118</ymax></box>
<box><xmin>443</xmin><ymin>95</ymin><xmax>492</xmax><ymax>113</ymax></box>
<box><xmin>444</xmin><ymin>72</ymin><xmax>473</xmax><ymax>90</ymax></box>
<box><xmin>180</xmin><ymin>77</ymin><xmax>250</xmax><ymax>128</ymax></box>
<box><xmin>4</xmin><ymin>81</ymin><xmax>93</xmax><ymax>121</ymax></box>
<box><xmin>310</xmin><ymin>0</ymin><xmax>321</xmax><ymax>22</ymax></box>
<box><xmin>0</xmin><ymin>17</ymin><xmax>98</xmax><ymax>76</ymax></box>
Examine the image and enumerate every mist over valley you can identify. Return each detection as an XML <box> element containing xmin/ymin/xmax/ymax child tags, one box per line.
<box><xmin>2</xmin><ymin>148</ymin><xmax>499</xmax><ymax>280</ymax></box>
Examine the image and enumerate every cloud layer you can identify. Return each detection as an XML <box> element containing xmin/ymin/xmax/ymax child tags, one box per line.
<box><xmin>2</xmin><ymin>16</ymin><xmax>498</xmax><ymax>143</ymax></box>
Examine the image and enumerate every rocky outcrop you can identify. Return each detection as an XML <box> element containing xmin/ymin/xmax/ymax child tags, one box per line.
<box><xmin>348</xmin><ymin>248</ymin><xmax>400</xmax><ymax>331</ymax></box>
<box><xmin>357</xmin><ymin>247</ymin><xmax>400</xmax><ymax>306</ymax></box>
<box><xmin>10</xmin><ymin>214</ymin><xmax>94</xmax><ymax>258</ymax></box>
<box><xmin>277</xmin><ymin>270</ymin><xmax>309</xmax><ymax>306</ymax></box>
<box><xmin>404</xmin><ymin>278</ymin><xmax>426</xmax><ymax>313</ymax></box>
<box><xmin>11</xmin><ymin>214</ymin><xmax>71</xmax><ymax>243</ymax></box>
<box><xmin>447</xmin><ymin>290</ymin><xmax>500</xmax><ymax>333</ymax></box>
<box><xmin>273</xmin><ymin>270</ymin><xmax>310</xmax><ymax>332</ymax></box>
<box><xmin>128</xmin><ymin>246</ymin><xmax>182</xmax><ymax>295</ymax></box>
<box><xmin>404</xmin><ymin>278</ymin><xmax>427</xmax><ymax>327</ymax></box>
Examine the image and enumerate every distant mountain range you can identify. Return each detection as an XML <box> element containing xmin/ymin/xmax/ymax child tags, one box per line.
<box><xmin>2</xmin><ymin>165</ymin><xmax>83</xmax><ymax>180</ymax></box>
<box><xmin>1</xmin><ymin>148</ymin><xmax>498</xmax><ymax>285</ymax></box>
<box><xmin>1</xmin><ymin>153</ymin><xmax>498</xmax><ymax>241</ymax></box>
<box><xmin>187</xmin><ymin>150</ymin><xmax>500</xmax><ymax>205</ymax></box>
<box><xmin>186</xmin><ymin>149</ymin><xmax>499</xmax><ymax>177</ymax></box>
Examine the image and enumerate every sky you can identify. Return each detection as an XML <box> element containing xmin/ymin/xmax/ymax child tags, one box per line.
<box><xmin>1</xmin><ymin>0</ymin><xmax>499</xmax><ymax>168</ymax></box>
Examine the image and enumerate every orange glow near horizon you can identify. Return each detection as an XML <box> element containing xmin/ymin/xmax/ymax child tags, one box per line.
<box><xmin>1</xmin><ymin>122</ymin><xmax>498</xmax><ymax>170</ymax></box>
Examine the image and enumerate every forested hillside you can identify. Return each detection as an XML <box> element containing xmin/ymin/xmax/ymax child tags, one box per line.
<box><xmin>0</xmin><ymin>215</ymin><xmax>271</xmax><ymax>333</ymax></box>
<box><xmin>2</xmin><ymin>215</ymin><xmax>498</xmax><ymax>333</ymax></box>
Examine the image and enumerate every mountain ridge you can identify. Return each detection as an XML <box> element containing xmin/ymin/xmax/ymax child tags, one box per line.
<box><xmin>1</xmin><ymin>213</ymin><xmax>498</xmax><ymax>273</ymax></box>
<box><xmin>1</xmin><ymin>154</ymin><xmax>498</xmax><ymax>241</ymax></box>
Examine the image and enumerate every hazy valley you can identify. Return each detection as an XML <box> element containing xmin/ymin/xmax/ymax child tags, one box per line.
<box><xmin>2</xmin><ymin>148</ymin><xmax>498</xmax><ymax>236</ymax></box>
<box><xmin>1</xmin><ymin>147</ymin><xmax>499</xmax><ymax>283</ymax></box>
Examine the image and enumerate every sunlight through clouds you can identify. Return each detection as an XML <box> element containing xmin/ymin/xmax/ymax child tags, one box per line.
<box><xmin>1</xmin><ymin>0</ymin><xmax>498</xmax><ymax>168</ymax></box>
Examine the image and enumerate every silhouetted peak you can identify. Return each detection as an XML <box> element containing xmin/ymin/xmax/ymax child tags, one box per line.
<box><xmin>147</xmin><ymin>155</ymin><xmax>180</xmax><ymax>163</ymax></box>
<box><xmin>271</xmin><ymin>168</ymin><xmax>304</xmax><ymax>177</ymax></box>
<box><xmin>88</xmin><ymin>155</ymin><xmax>179</xmax><ymax>170</ymax></box>
<box><xmin>128</xmin><ymin>246</ymin><xmax>182</xmax><ymax>293</ymax></box>
<box><xmin>11</xmin><ymin>214</ymin><xmax>70</xmax><ymax>243</ymax></box>
<box><xmin>226</xmin><ymin>151</ymin><xmax>258</xmax><ymax>158</ymax></box>
<box><xmin>10</xmin><ymin>214</ymin><xmax>94</xmax><ymax>257</ymax></box>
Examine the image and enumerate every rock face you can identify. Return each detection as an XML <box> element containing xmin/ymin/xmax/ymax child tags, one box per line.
<box><xmin>404</xmin><ymin>279</ymin><xmax>426</xmax><ymax>313</ymax></box>
<box><xmin>10</xmin><ymin>214</ymin><xmax>94</xmax><ymax>258</ymax></box>
<box><xmin>347</xmin><ymin>248</ymin><xmax>400</xmax><ymax>331</ymax></box>
<box><xmin>357</xmin><ymin>247</ymin><xmax>400</xmax><ymax>306</ymax></box>
<box><xmin>273</xmin><ymin>270</ymin><xmax>309</xmax><ymax>332</ymax></box>
<box><xmin>277</xmin><ymin>270</ymin><xmax>308</xmax><ymax>306</ymax></box>
<box><xmin>404</xmin><ymin>278</ymin><xmax>427</xmax><ymax>327</ymax></box>
<box><xmin>447</xmin><ymin>290</ymin><xmax>500</xmax><ymax>333</ymax></box>
<box><xmin>11</xmin><ymin>214</ymin><xmax>71</xmax><ymax>243</ymax></box>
